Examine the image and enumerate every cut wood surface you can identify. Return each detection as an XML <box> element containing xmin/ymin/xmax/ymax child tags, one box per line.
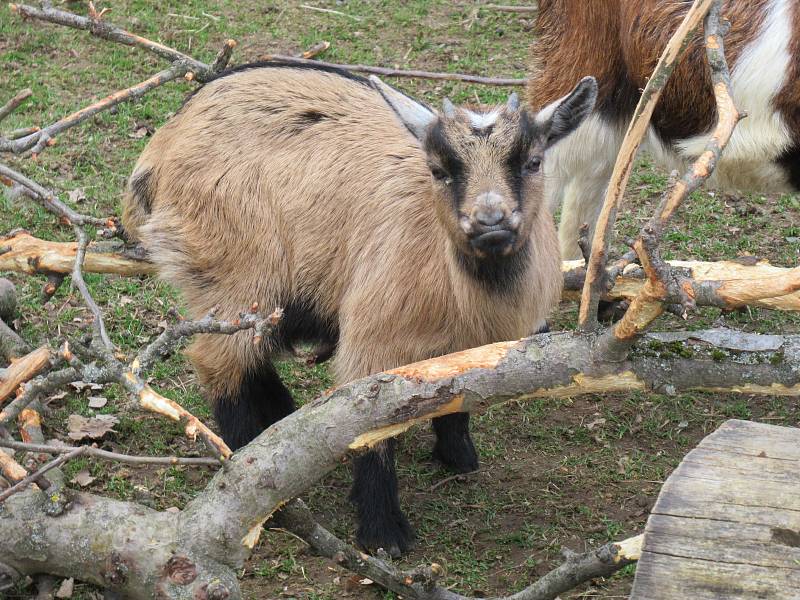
<box><xmin>630</xmin><ymin>419</ymin><xmax>800</xmax><ymax>599</ymax></box>
<box><xmin>0</xmin><ymin>231</ymin><xmax>154</xmax><ymax>276</ymax></box>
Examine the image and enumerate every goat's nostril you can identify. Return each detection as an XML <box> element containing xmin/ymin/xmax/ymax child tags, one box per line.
<box><xmin>475</xmin><ymin>208</ymin><xmax>504</xmax><ymax>227</ymax></box>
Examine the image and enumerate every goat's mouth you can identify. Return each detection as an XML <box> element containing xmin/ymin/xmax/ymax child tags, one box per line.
<box><xmin>469</xmin><ymin>228</ymin><xmax>516</xmax><ymax>256</ymax></box>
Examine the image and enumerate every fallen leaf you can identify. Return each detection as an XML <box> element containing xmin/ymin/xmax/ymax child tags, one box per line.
<box><xmin>67</xmin><ymin>414</ymin><xmax>118</xmax><ymax>441</ymax></box>
<box><xmin>55</xmin><ymin>577</ymin><xmax>74</xmax><ymax>598</ymax></box>
<box><xmin>157</xmin><ymin>319</ymin><xmax>169</xmax><ymax>330</ymax></box>
<box><xmin>70</xmin><ymin>381</ymin><xmax>90</xmax><ymax>392</ymax></box>
<box><xmin>70</xmin><ymin>469</ymin><xmax>96</xmax><ymax>487</ymax></box>
<box><xmin>165</xmin><ymin>506</ymin><xmax>180</xmax><ymax>513</ymax></box>
<box><xmin>67</xmin><ymin>188</ymin><xmax>86</xmax><ymax>204</ymax></box>
<box><xmin>129</xmin><ymin>126</ymin><xmax>149</xmax><ymax>139</ymax></box>
<box><xmin>120</xmin><ymin>296</ymin><xmax>135</xmax><ymax>306</ymax></box>
<box><xmin>585</xmin><ymin>417</ymin><xmax>606</xmax><ymax>431</ymax></box>
<box><xmin>88</xmin><ymin>396</ymin><xmax>107</xmax><ymax>409</ymax></box>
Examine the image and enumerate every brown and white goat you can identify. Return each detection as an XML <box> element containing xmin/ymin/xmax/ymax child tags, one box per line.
<box><xmin>528</xmin><ymin>0</ymin><xmax>800</xmax><ymax>259</ymax></box>
<box><xmin>122</xmin><ymin>63</ymin><xmax>596</xmax><ymax>556</ymax></box>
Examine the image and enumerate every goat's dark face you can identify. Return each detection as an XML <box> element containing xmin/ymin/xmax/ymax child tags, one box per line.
<box><xmin>371</xmin><ymin>75</ymin><xmax>598</xmax><ymax>260</ymax></box>
<box><xmin>422</xmin><ymin>102</ymin><xmax>543</xmax><ymax>258</ymax></box>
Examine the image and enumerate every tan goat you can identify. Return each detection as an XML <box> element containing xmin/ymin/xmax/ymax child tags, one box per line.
<box><xmin>123</xmin><ymin>62</ymin><xmax>596</xmax><ymax>555</ymax></box>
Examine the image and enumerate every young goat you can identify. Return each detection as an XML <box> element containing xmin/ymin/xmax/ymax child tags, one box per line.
<box><xmin>528</xmin><ymin>0</ymin><xmax>800</xmax><ymax>259</ymax></box>
<box><xmin>123</xmin><ymin>63</ymin><xmax>596</xmax><ymax>556</ymax></box>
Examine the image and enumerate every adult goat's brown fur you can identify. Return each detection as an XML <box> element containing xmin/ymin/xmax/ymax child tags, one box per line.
<box><xmin>529</xmin><ymin>0</ymin><xmax>800</xmax><ymax>259</ymax></box>
<box><xmin>123</xmin><ymin>63</ymin><xmax>596</xmax><ymax>555</ymax></box>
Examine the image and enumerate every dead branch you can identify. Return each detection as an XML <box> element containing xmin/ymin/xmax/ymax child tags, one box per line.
<box><xmin>3</xmin><ymin>3</ymin><xmax>237</xmax><ymax>157</ymax></box>
<box><xmin>0</xmin><ymin>231</ymin><xmax>153</xmax><ymax>277</ymax></box>
<box><xmin>0</xmin><ymin>447</ymin><xmax>27</xmax><ymax>484</ymax></box>
<box><xmin>562</xmin><ymin>258</ymin><xmax>800</xmax><ymax>311</ymax></box>
<box><xmin>71</xmin><ymin>228</ymin><xmax>114</xmax><ymax>351</ymax></box>
<box><xmin>0</xmin><ymin>329</ymin><xmax>797</xmax><ymax>598</ymax></box>
<box><xmin>597</xmin><ymin>2</ymin><xmax>742</xmax><ymax>358</ymax></box>
<box><xmin>0</xmin><ymin>439</ymin><xmax>220</xmax><ymax>467</ymax></box>
<box><xmin>261</xmin><ymin>54</ymin><xmax>527</xmax><ymax>86</ymax></box>
<box><xmin>9</xmin><ymin>3</ymin><xmax>222</xmax><ymax>81</ymax></box>
<box><xmin>482</xmin><ymin>4</ymin><xmax>538</xmax><ymax>14</ymax></box>
<box><xmin>578</xmin><ymin>0</ymin><xmax>716</xmax><ymax>330</ymax></box>
<box><xmin>0</xmin><ymin>63</ymin><xmax>195</xmax><ymax>156</ymax></box>
<box><xmin>274</xmin><ymin>499</ymin><xmax>640</xmax><ymax>600</ymax></box>
<box><xmin>0</xmin><ymin>446</ymin><xmax>84</xmax><ymax>502</ymax></box>
<box><xmin>0</xmin><ymin>88</ymin><xmax>32</xmax><ymax>123</ymax></box>
<box><xmin>132</xmin><ymin>307</ymin><xmax>282</xmax><ymax>377</ymax></box>
<box><xmin>1</xmin><ymin>164</ymin><xmax>111</xmax><ymax>227</ymax></box>
<box><xmin>0</xmin><ymin>346</ymin><xmax>52</xmax><ymax>404</ymax></box>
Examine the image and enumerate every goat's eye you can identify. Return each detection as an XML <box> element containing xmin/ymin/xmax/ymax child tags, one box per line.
<box><xmin>523</xmin><ymin>156</ymin><xmax>542</xmax><ymax>175</ymax></box>
<box><xmin>431</xmin><ymin>167</ymin><xmax>452</xmax><ymax>185</ymax></box>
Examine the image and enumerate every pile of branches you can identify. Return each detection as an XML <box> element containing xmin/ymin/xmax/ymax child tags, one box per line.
<box><xmin>0</xmin><ymin>1</ymin><xmax>798</xmax><ymax>599</ymax></box>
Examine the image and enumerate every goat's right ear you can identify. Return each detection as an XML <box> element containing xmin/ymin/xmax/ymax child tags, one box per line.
<box><xmin>535</xmin><ymin>76</ymin><xmax>598</xmax><ymax>147</ymax></box>
<box><xmin>370</xmin><ymin>75</ymin><xmax>437</xmax><ymax>141</ymax></box>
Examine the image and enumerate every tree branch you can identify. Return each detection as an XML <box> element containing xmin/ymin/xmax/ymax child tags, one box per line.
<box><xmin>0</xmin><ymin>439</ymin><xmax>220</xmax><ymax>467</ymax></box>
<box><xmin>261</xmin><ymin>54</ymin><xmax>527</xmax><ymax>86</ymax></box>
<box><xmin>578</xmin><ymin>0</ymin><xmax>716</xmax><ymax>330</ymax></box>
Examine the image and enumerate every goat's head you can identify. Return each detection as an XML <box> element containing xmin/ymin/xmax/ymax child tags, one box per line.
<box><xmin>372</xmin><ymin>75</ymin><xmax>597</xmax><ymax>259</ymax></box>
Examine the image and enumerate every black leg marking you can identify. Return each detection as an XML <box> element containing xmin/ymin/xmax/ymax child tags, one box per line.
<box><xmin>432</xmin><ymin>412</ymin><xmax>479</xmax><ymax>474</ymax></box>
<box><xmin>213</xmin><ymin>362</ymin><xmax>296</xmax><ymax>452</ymax></box>
<box><xmin>349</xmin><ymin>439</ymin><xmax>414</xmax><ymax>558</ymax></box>
<box><xmin>535</xmin><ymin>322</ymin><xmax>550</xmax><ymax>334</ymax></box>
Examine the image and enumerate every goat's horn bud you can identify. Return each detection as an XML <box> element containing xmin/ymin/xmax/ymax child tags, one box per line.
<box><xmin>507</xmin><ymin>92</ymin><xmax>520</xmax><ymax>112</ymax></box>
<box><xmin>442</xmin><ymin>98</ymin><xmax>456</xmax><ymax>118</ymax></box>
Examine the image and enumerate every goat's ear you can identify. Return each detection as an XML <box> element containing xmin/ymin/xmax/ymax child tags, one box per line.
<box><xmin>370</xmin><ymin>75</ymin><xmax>437</xmax><ymax>141</ymax></box>
<box><xmin>535</xmin><ymin>76</ymin><xmax>597</xmax><ymax>147</ymax></box>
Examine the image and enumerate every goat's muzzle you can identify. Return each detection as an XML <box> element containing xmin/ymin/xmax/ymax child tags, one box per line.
<box><xmin>461</xmin><ymin>192</ymin><xmax>520</xmax><ymax>256</ymax></box>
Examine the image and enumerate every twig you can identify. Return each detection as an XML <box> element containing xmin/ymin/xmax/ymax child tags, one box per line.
<box><xmin>301</xmin><ymin>40</ymin><xmax>330</xmax><ymax>59</ymax></box>
<box><xmin>0</xmin><ymin>439</ymin><xmax>220</xmax><ymax>467</ymax></box>
<box><xmin>134</xmin><ymin>307</ymin><xmax>281</xmax><ymax>376</ymax></box>
<box><xmin>70</xmin><ymin>227</ymin><xmax>114</xmax><ymax>351</ymax></box>
<box><xmin>0</xmin><ymin>164</ymin><xmax>111</xmax><ymax>227</ymax></box>
<box><xmin>0</xmin><ymin>63</ymin><xmax>193</xmax><ymax>156</ymax></box>
<box><xmin>483</xmin><ymin>4</ymin><xmax>538</xmax><ymax>13</ymax></box>
<box><xmin>428</xmin><ymin>469</ymin><xmax>478</xmax><ymax>492</ymax></box>
<box><xmin>274</xmin><ymin>499</ymin><xmax>642</xmax><ymax>600</ymax></box>
<box><xmin>577</xmin><ymin>0</ymin><xmax>716</xmax><ymax>331</ymax></box>
<box><xmin>210</xmin><ymin>39</ymin><xmax>237</xmax><ymax>73</ymax></box>
<box><xmin>0</xmin><ymin>366</ymin><xmax>82</xmax><ymax>426</ymax></box>
<box><xmin>0</xmin><ymin>89</ymin><xmax>32</xmax><ymax>123</ymax></box>
<box><xmin>9</xmin><ymin>3</ymin><xmax>213</xmax><ymax>78</ymax></box>
<box><xmin>261</xmin><ymin>54</ymin><xmax>527</xmax><ymax>86</ymax></box>
<box><xmin>0</xmin><ymin>446</ymin><xmax>84</xmax><ymax>502</ymax></box>
<box><xmin>300</xmin><ymin>4</ymin><xmax>362</xmax><ymax>21</ymax></box>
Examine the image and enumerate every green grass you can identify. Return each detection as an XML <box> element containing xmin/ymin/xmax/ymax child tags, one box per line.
<box><xmin>2</xmin><ymin>1</ymin><xmax>800</xmax><ymax>599</ymax></box>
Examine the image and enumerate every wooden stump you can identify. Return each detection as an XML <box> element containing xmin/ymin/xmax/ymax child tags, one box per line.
<box><xmin>630</xmin><ymin>419</ymin><xmax>800</xmax><ymax>599</ymax></box>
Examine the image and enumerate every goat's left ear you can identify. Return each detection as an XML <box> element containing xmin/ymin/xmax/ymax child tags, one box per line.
<box><xmin>370</xmin><ymin>75</ymin><xmax>437</xmax><ymax>141</ymax></box>
<box><xmin>535</xmin><ymin>76</ymin><xmax>597</xmax><ymax>147</ymax></box>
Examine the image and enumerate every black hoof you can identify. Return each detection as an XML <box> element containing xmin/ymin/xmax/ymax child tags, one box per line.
<box><xmin>356</xmin><ymin>510</ymin><xmax>415</xmax><ymax>558</ymax></box>
<box><xmin>432</xmin><ymin>413</ymin><xmax>479</xmax><ymax>474</ymax></box>
<box><xmin>433</xmin><ymin>435</ymin><xmax>479</xmax><ymax>473</ymax></box>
